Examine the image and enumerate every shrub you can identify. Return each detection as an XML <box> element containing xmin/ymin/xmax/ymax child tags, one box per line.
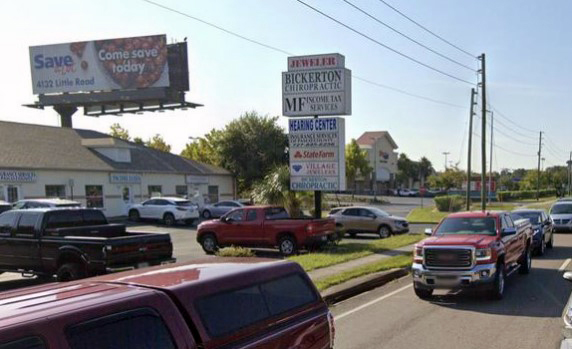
<box><xmin>216</xmin><ymin>246</ymin><xmax>255</xmax><ymax>257</ymax></box>
<box><xmin>497</xmin><ymin>189</ymin><xmax>556</xmax><ymax>202</ymax></box>
<box><xmin>434</xmin><ymin>195</ymin><xmax>465</xmax><ymax>212</ymax></box>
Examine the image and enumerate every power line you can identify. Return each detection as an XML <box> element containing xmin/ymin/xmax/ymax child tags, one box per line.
<box><xmin>295</xmin><ymin>0</ymin><xmax>476</xmax><ymax>85</ymax></box>
<box><xmin>493</xmin><ymin>126</ymin><xmax>538</xmax><ymax>147</ymax></box>
<box><xmin>489</xmin><ymin>106</ymin><xmax>538</xmax><ymax>134</ymax></box>
<box><xmin>472</xmin><ymin>132</ymin><xmax>535</xmax><ymax>158</ymax></box>
<box><xmin>340</xmin><ymin>0</ymin><xmax>476</xmax><ymax>71</ymax></box>
<box><xmin>375</xmin><ymin>0</ymin><xmax>477</xmax><ymax>59</ymax></box>
<box><xmin>474</xmin><ymin>111</ymin><xmax>537</xmax><ymax>145</ymax></box>
<box><xmin>142</xmin><ymin>0</ymin><xmax>470</xmax><ymax>109</ymax></box>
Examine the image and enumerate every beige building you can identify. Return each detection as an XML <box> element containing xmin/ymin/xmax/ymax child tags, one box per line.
<box><xmin>355</xmin><ymin>131</ymin><xmax>399</xmax><ymax>192</ymax></box>
<box><xmin>0</xmin><ymin>121</ymin><xmax>235</xmax><ymax>217</ymax></box>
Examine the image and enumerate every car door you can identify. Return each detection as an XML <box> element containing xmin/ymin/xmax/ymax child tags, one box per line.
<box><xmin>501</xmin><ymin>215</ymin><xmax>519</xmax><ymax>266</ymax></box>
<box><xmin>153</xmin><ymin>199</ymin><xmax>170</xmax><ymax>219</ymax></box>
<box><xmin>341</xmin><ymin>208</ymin><xmax>362</xmax><ymax>232</ymax></box>
<box><xmin>542</xmin><ymin>211</ymin><xmax>553</xmax><ymax>243</ymax></box>
<box><xmin>228</xmin><ymin>209</ymin><xmax>264</xmax><ymax>245</ymax></box>
<box><xmin>9</xmin><ymin>212</ymin><xmax>42</xmax><ymax>270</ymax></box>
<box><xmin>138</xmin><ymin>199</ymin><xmax>156</xmax><ymax>218</ymax></box>
<box><xmin>359</xmin><ymin>208</ymin><xmax>378</xmax><ymax>233</ymax></box>
<box><xmin>220</xmin><ymin>209</ymin><xmax>246</xmax><ymax>245</ymax></box>
<box><xmin>0</xmin><ymin>211</ymin><xmax>17</xmax><ymax>270</ymax></box>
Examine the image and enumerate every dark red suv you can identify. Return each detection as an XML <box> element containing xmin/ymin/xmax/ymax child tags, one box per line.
<box><xmin>0</xmin><ymin>258</ymin><xmax>334</xmax><ymax>349</ymax></box>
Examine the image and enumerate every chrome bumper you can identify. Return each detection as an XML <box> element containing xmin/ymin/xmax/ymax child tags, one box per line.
<box><xmin>412</xmin><ymin>262</ymin><xmax>497</xmax><ymax>289</ymax></box>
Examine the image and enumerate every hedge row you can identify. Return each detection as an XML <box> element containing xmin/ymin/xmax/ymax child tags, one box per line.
<box><xmin>435</xmin><ymin>195</ymin><xmax>465</xmax><ymax>212</ymax></box>
<box><xmin>497</xmin><ymin>189</ymin><xmax>556</xmax><ymax>202</ymax></box>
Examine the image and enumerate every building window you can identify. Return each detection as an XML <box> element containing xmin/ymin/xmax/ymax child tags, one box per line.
<box><xmin>176</xmin><ymin>185</ymin><xmax>188</xmax><ymax>197</ymax></box>
<box><xmin>208</xmin><ymin>186</ymin><xmax>219</xmax><ymax>204</ymax></box>
<box><xmin>148</xmin><ymin>186</ymin><xmax>162</xmax><ymax>198</ymax></box>
<box><xmin>46</xmin><ymin>185</ymin><xmax>66</xmax><ymax>198</ymax></box>
<box><xmin>6</xmin><ymin>186</ymin><xmax>19</xmax><ymax>203</ymax></box>
<box><xmin>85</xmin><ymin>185</ymin><xmax>104</xmax><ymax>208</ymax></box>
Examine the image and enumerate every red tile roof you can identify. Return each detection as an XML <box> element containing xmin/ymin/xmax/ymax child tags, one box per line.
<box><xmin>356</xmin><ymin>131</ymin><xmax>398</xmax><ymax>149</ymax></box>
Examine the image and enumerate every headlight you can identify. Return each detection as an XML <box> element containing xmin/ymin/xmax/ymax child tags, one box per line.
<box><xmin>414</xmin><ymin>246</ymin><xmax>423</xmax><ymax>257</ymax></box>
<box><xmin>566</xmin><ymin>307</ymin><xmax>572</xmax><ymax>328</ymax></box>
<box><xmin>475</xmin><ymin>248</ymin><xmax>492</xmax><ymax>260</ymax></box>
<box><xmin>533</xmin><ymin>228</ymin><xmax>541</xmax><ymax>235</ymax></box>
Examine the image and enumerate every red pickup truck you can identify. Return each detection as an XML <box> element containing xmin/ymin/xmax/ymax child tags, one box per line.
<box><xmin>412</xmin><ymin>211</ymin><xmax>533</xmax><ymax>299</ymax></box>
<box><xmin>197</xmin><ymin>206</ymin><xmax>336</xmax><ymax>256</ymax></box>
<box><xmin>0</xmin><ymin>258</ymin><xmax>335</xmax><ymax>349</ymax></box>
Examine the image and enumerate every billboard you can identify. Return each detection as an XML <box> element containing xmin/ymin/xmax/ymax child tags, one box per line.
<box><xmin>282</xmin><ymin>53</ymin><xmax>351</xmax><ymax>117</ymax></box>
<box><xmin>30</xmin><ymin>35</ymin><xmax>170</xmax><ymax>94</ymax></box>
<box><xmin>289</xmin><ymin>117</ymin><xmax>346</xmax><ymax>191</ymax></box>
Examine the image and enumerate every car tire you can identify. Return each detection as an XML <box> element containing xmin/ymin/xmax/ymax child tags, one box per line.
<box><xmin>489</xmin><ymin>264</ymin><xmax>505</xmax><ymax>300</ymax></box>
<box><xmin>378</xmin><ymin>225</ymin><xmax>391</xmax><ymax>239</ymax></box>
<box><xmin>56</xmin><ymin>263</ymin><xmax>86</xmax><ymax>282</ymax></box>
<box><xmin>278</xmin><ymin>235</ymin><xmax>297</xmax><ymax>256</ymax></box>
<box><xmin>202</xmin><ymin>210</ymin><xmax>212</xmax><ymax>219</ymax></box>
<box><xmin>200</xmin><ymin>234</ymin><xmax>218</xmax><ymax>255</ymax></box>
<box><xmin>519</xmin><ymin>246</ymin><xmax>531</xmax><ymax>274</ymax></box>
<box><xmin>348</xmin><ymin>232</ymin><xmax>357</xmax><ymax>238</ymax></box>
<box><xmin>537</xmin><ymin>236</ymin><xmax>546</xmax><ymax>256</ymax></box>
<box><xmin>414</xmin><ymin>284</ymin><xmax>433</xmax><ymax>299</ymax></box>
<box><xmin>547</xmin><ymin>232</ymin><xmax>554</xmax><ymax>248</ymax></box>
<box><xmin>128</xmin><ymin>209</ymin><xmax>140</xmax><ymax>222</ymax></box>
<box><xmin>186</xmin><ymin>219</ymin><xmax>196</xmax><ymax>226</ymax></box>
<box><xmin>163</xmin><ymin>213</ymin><xmax>175</xmax><ymax>226</ymax></box>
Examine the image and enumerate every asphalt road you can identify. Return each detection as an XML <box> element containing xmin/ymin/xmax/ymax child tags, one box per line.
<box><xmin>331</xmin><ymin>233</ymin><xmax>572</xmax><ymax>349</ymax></box>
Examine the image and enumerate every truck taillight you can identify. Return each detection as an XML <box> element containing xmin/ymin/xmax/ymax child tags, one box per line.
<box><xmin>327</xmin><ymin>310</ymin><xmax>335</xmax><ymax>345</ymax></box>
<box><xmin>306</xmin><ymin>224</ymin><xmax>314</xmax><ymax>233</ymax></box>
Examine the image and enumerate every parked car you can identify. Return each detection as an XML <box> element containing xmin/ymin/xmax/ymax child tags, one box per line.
<box><xmin>511</xmin><ymin>209</ymin><xmax>554</xmax><ymax>255</ymax></box>
<box><xmin>0</xmin><ymin>258</ymin><xmax>334</xmax><ymax>349</ymax></box>
<box><xmin>0</xmin><ymin>200</ymin><xmax>11</xmax><ymax>214</ymax></box>
<box><xmin>12</xmin><ymin>198</ymin><xmax>81</xmax><ymax>209</ymax></box>
<box><xmin>560</xmin><ymin>272</ymin><xmax>572</xmax><ymax>349</ymax></box>
<box><xmin>0</xmin><ymin>208</ymin><xmax>175</xmax><ymax>281</ymax></box>
<box><xmin>197</xmin><ymin>206</ymin><xmax>336</xmax><ymax>255</ymax></box>
<box><xmin>128</xmin><ymin>197</ymin><xmax>199</xmax><ymax>226</ymax></box>
<box><xmin>413</xmin><ymin>211</ymin><xmax>533</xmax><ymax>299</ymax></box>
<box><xmin>328</xmin><ymin>206</ymin><xmax>409</xmax><ymax>238</ymax></box>
<box><xmin>550</xmin><ymin>201</ymin><xmax>572</xmax><ymax>232</ymax></box>
<box><xmin>201</xmin><ymin>200</ymin><xmax>247</xmax><ymax>219</ymax></box>
<box><xmin>409</xmin><ymin>189</ymin><xmax>419</xmax><ymax>197</ymax></box>
<box><xmin>396</xmin><ymin>188</ymin><xmax>416</xmax><ymax>197</ymax></box>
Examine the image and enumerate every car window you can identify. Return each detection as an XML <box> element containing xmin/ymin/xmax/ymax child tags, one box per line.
<box><xmin>512</xmin><ymin>212</ymin><xmax>541</xmax><ymax>225</ymax></box>
<box><xmin>228</xmin><ymin>202</ymin><xmax>241</xmax><ymax>207</ymax></box>
<box><xmin>82</xmin><ymin>210</ymin><xmax>107</xmax><ymax>226</ymax></box>
<box><xmin>0</xmin><ymin>336</ymin><xmax>47</xmax><ymax>349</ymax></box>
<box><xmin>45</xmin><ymin>211</ymin><xmax>84</xmax><ymax>229</ymax></box>
<box><xmin>329</xmin><ymin>208</ymin><xmax>342</xmax><ymax>215</ymax></box>
<box><xmin>0</xmin><ymin>212</ymin><xmax>16</xmax><ymax>236</ymax></box>
<box><xmin>264</xmin><ymin>207</ymin><xmax>290</xmax><ymax>220</ymax></box>
<box><xmin>155</xmin><ymin>200</ymin><xmax>169</xmax><ymax>206</ymax></box>
<box><xmin>66</xmin><ymin>308</ymin><xmax>175</xmax><ymax>349</ymax></box>
<box><xmin>12</xmin><ymin>202</ymin><xmax>26</xmax><ymax>210</ymax></box>
<box><xmin>435</xmin><ymin>217</ymin><xmax>497</xmax><ymax>236</ymax></box>
<box><xmin>175</xmin><ymin>200</ymin><xmax>192</xmax><ymax>207</ymax></box>
<box><xmin>359</xmin><ymin>209</ymin><xmax>375</xmax><ymax>218</ymax></box>
<box><xmin>551</xmin><ymin>204</ymin><xmax>572</xmax><ymax>214</ymax></box>
<box><xmin>260</xmin><ymin>273</ymin><xmax>317</xmax><ymax>315</ymax></box>
<box><xmin>342</xmin><ymin>208</ymin><xmax>359</xmax><ymax>216</ymax></box>
<box><xmin>143</xmin><ymin>200</ymin><xmax>156</xmax><ymax>206</ymax></box>
<box><xmin>504</xmin><ymin>215</ymin><xmax>515</xmax><ymax>228</ymax></box>
<box><xmin>246</xmin><ymin>210</ymin><xmax>257</xmax><ymax>221</ymax></box>
<box><xmin>227</xmin><ymin>209</ymin><xmax>244</xmax><ymax>222</ymax></box>
<box><xmin>16</xmin><ymin>212</ymin><xmax>42</xmax><ymax>237</ymax></box>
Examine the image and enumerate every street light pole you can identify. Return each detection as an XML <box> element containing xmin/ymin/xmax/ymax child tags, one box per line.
<box><xmin>370</xmin><ymin>137</ymin><xmax>378</xmax><ymax>202</ymax></box>
<box><xmin>442</xmin><ymin>152</ymin><xmax>450</xmax><ymax>170</ymax></box>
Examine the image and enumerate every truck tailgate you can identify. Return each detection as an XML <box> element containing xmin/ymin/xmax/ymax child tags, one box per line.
<box><xmin>104</xmin><ymin>231</ymin><xmax>174</xmax><ymax>268</ymax></box>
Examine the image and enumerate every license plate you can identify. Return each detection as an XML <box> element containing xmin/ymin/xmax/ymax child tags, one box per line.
<box><xmin>137</xmin><ymin>262</ymin><xmax>149</xmax><ymax>269</ymax></box>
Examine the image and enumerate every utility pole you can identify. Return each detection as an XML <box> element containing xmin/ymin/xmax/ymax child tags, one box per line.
<box><xmin>442</xmin><ymin>152</ymin><xmax>450</xmax><ymax>170</ymax></box>
<box><xmin>568</xmin><ymin>152</ymin><xmax>572</xmax><ymax>196</ymax></box>
<box><xmin>466</xmin><ymin>88</ymin><xmax>477</xmax><ymax>211</ymax></box>
<box><xmin>536</xmin><ymin>131</ymin><xmax>543</xmax><ymax>201</ymax></box>
<box><xmin>488</xmin><ymin>111</ymin><xmax>494</xmax><ymax>204</ymax></box>
<box><xmin>480</xmin><ymin>53</ymin><xmax>487</xmax><ymax>211</ymax></box>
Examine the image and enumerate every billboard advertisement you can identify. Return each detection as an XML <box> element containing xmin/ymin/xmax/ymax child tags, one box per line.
<box><xmin>30</xmin><ymin>34</ymin><xmax>170</xmax><ymax>94</ymax></box>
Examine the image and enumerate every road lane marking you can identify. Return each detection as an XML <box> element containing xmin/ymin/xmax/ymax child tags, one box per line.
<box><xmin>334</xmin><ymin>284</ymin><xmax>412</xmax><ymax>321</ymax></box>
<box><xmin>559</xmin><ymin>258</ymin><xmax>572</xmax><ymax>272</ymax></box>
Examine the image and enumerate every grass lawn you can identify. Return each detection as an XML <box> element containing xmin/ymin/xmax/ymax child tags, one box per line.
<box><xmin>313</xmin><ymin>253</ymin><xmax>412</xmax><ymax>291</ymax></box>
<box><xmin>523</xmin><ymin>198</ymin><xmax>558</xmax><ymax>212</ymax></box>
<box><xmin>470</xmin><ymin>202</ymin><xmax>517</xmax><ymax>211</ymax></box>
<box><xmin>289</xmin><ymin>234</ymin><xmax>423</xmax><ymax>271</ymax></box>
<box><xmin>406</xmin><ymin>207</ymin><xmax>448</xmax><ymax>224</ymax></box>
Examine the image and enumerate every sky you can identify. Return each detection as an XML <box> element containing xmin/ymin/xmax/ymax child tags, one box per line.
<box><xmin>1</xmin><ymin>0</ymin><xmax>571</xmax><ymax>172</ymax></box>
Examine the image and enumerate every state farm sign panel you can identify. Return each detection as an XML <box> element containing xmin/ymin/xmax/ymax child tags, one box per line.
<box><xmin>289</xmin><ymin>117</ymin><xmax>346</xmax><ymax>191</ymax></box>
<box><xmin>282</xmin><ymin>53</ymin><xmax>351</xmax><ymax>117</ymax></box>
<box><xmin>30</xmin><ymin>35</ymin><xmax>170</xmax><ymax>94</ymax></box>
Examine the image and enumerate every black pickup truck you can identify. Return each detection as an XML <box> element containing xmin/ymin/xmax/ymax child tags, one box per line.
<box><xmin>0</xmin><ymin>208</ymin><xmax>175</xmax><ymax>281</ymax></box>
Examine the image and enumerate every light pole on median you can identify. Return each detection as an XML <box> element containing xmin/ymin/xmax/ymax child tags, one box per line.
<box><xmin>370</xmin><ymin>137</ymin><xmax>378</xmax><ymax>202</ymax></box>
<box><xmin>442</xmin><ymin>152</ymin><xmax>450</xmax><ymax>170</ymax></box>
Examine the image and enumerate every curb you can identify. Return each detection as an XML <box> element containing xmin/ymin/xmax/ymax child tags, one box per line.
<box><xmin>320</xmin><ymin>267</ymin><xmax>410</xmax><ymax>305</ymax></box>
<box><xmin>408</xmin><ymin>221</ymin><xmax>439</xmax><ymax>225</ymax></box>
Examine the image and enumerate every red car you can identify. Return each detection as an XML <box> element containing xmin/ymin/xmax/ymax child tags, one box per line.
<box><xmin>412</xmin><ymin>211</ymin><xmax>533</xmax><ymax>299</ymax></box>
<box><xmin>0</xmin><ymin>258</ymin><xmax>335</xmax><ymax>349</ymax></box>
<box><xmin>197</xmin><ymin>206</ymin><xmax>336</xmax><ymax>256</ymax></box>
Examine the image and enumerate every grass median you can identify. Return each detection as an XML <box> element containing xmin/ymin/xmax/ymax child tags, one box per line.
<box><xmin>313</xmin><ymin>253</ymin><xmax>412</xmax><ymax>291</ymax></box>
<box><xmin>288</xmin><ymin>234</ymin><xmax>423</xmax><ymax>272</ymax></box>
<box><xmin>407</xmin><ymin>202</ymin><xmax>519</xmax><ymax>224</ymax></box>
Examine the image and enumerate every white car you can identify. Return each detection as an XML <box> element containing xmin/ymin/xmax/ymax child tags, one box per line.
<box><xmin>13</xmin><ymin>198</ymin><xmax>81</xmax><ymax>209</ymax></box>
<box><xmin>128</xmin><ymin>197</ymin><xmax>200</xmax><ymax>226</ymax></box>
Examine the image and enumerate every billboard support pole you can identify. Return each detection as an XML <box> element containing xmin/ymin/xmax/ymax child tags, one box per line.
<box><xmin>313</xmin><ymin>115</ymin><xmax>322</xmax><ymax>219</ymax></box>
<box><xmin>53</xmin><ymin>105</ymin><xmax>77</xmax><ymax>128</ymax></box>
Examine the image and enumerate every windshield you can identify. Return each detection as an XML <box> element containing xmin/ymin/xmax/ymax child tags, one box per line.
<box><xmin>551</xmin><ymin>204</ymin><xmax>572</xmax><ymax>214</ymax></box>
<box><xmin>435</xmin><ymin>217</ymin><xmax>497</xmax><ymax>236</ymax></box>
<box><xmin>511</xmin><ymin>212</ymin><xmax>541</xmax><ymax>224</ymax></box>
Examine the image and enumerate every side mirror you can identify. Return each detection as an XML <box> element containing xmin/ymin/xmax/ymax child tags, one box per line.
<box><xmin>564</xmin><ymin>272</ymin><xmax>572</xmax><ymax>282</ymax></box>
<box><xmin>424</xmin><ymin>228</ymin><xmax>433</xmax><ymax>236</ymax></box>
<box><xmin>501</xmin><ymin>227</ymin><xmax>517</xmax><ymax>237</ymax></box>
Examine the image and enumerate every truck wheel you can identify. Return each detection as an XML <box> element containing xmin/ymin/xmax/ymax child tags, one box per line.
<box><xmin>278</xmin><ymin>235</ymin><xmax>297</xmax><ymax>256</ymax></box>
<box><xmin>348</xmin><ymin>232</ymin><xmax>357</xmax><ymax>238</ymax></box>
<box><xmin>201</xmin><ymin>234</ymin><xmax>218</xmax><ymax>255</ymax></box>
<box><xmin>537</xmin><ymin>236</ymin><xmax>546</xmax><ymax>256</ymax></box>
<box><xmin>163</xmin><ymin>213</ymin><xmax>175</xmax><ymax>226</ymax></box>
<box><xmin>128</xmin><ymin>209</ymin><xmax>140</xmax><ymax>222</ymax></box>
<box><xmin>519</xmin><ymin>246</ymin><xmax>531</xmax><ymax>274</ymax></box>
<box><xmin>378</xmin><ymin>225</ymin><xmax>391</xmax><ymax>239</ymax></box>
<box><xmin>547</xmin><ymin>233</ymin><xmax>554</xmax><ymax>248</ymax></box>
<box><xmin>489</xmin><ymin>264</ymin><xmax>505</xmax><ymax>300</ymax></box>
<box><xmin>56</xmin><ymin>263</ymin><xmax>86</xmax><ymax>282</ymax></box>
<box><xmin>202</xmin><ymin>210</ymin><xmax>212</xmax><ymax>219</ymax></box>
<box><xmin>414</xmin><ymin>285</ymin><xmax>433</xmax><ymax>299</ymax></box>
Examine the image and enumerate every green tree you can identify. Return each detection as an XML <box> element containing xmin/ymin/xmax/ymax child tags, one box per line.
<box><xmin>145</xmin><ymin>134</ymin><xmax>171</xmax><ymax>152</ymax></box>
<box><xmin>345</xmin><ymin>139</ymin><xmax>372</xmax><ymax>191</ymax></box>
<box><xmin>396</xmin><ymin>153</ymin><xmax>420</xmax><ymax>187</ymax></box>
<box><xmin>133</xmin><ymin>137</ymin><xmax>144</xmax><ymax>145</ymax></box>
<box><xmin>109</xmin><ymin>123</ymin><xmax>130</xmax><ymax>140</ymax></box>
<box><xmin>428</xmin><ymin>165</ymin><xmax>465</xmax><ymax>190</ymax></box>
<box><xmin>180</xmin><ymin>130</ymin><xmax>222</xmax><ymax>166</ymax></box>
<box><xmin>418</xmin><ymin>156</ymin><xmax>434</xmax><ymax>185</ymax></box>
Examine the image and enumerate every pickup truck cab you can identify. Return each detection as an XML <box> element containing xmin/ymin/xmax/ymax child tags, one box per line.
<box><xmin>0</xmin><ymin>258</ymin><xmax>335</xmax><ymax>349</ymax></box>
<box><xmin>197</xmin><ymin>206</ymin><xmax>336</xmax><ymax>256</ymax></box>
<box><xmin>0</xmin><ymin>208</ymin><xmax>175</xmax><ymax>281</ymax></box>
<box><xmin>412</xmin><ymin>211</ymin><xmax>533</xmax><ymax>299</ymax></box>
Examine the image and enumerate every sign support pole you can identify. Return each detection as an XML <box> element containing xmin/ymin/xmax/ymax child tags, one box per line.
<box><xmin>53</xmin><ymin>105</ymin><xmax>77</xmax><ymax>128</ymax></box>
<box><xmin>313</xmin><ymin>115</ymin><xmax>322</xmax><ymax>219</ymax></box>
